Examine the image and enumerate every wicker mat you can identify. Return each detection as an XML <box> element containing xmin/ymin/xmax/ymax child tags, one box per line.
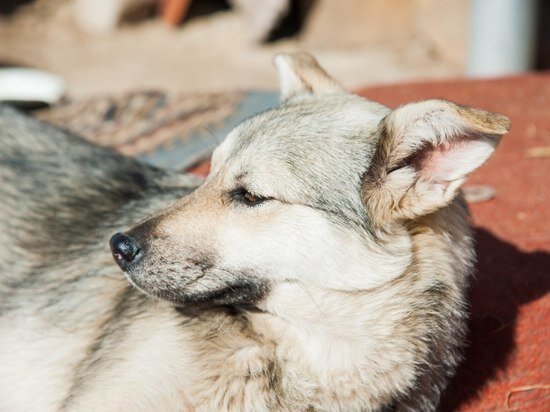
<box><xmin>36</xmin><ymin>89</ymin><xmax>279</xmax><ymax>170</ymax></box>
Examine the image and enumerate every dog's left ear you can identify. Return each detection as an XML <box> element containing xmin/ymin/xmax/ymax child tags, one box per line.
<box><xmin>362</xmin><ymin>99</ymin><xmax>510</xmax><ymax>224</ymax></box>
<box><xmin>273</xmin><ymin>52</ymin><xmax>344</xmax><ymax>101</ymax></box>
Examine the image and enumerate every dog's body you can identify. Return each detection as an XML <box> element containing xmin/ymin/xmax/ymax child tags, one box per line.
<box><xmin>0</xmin><ymin>54</ymin><xmax>509</xmax><ymax>411</ymax></box>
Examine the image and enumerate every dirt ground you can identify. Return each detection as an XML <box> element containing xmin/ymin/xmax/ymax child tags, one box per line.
<box><xmin>0</xmin><ymin>0</ymin><xmax>461</xmax><ymax>98</ymax></box>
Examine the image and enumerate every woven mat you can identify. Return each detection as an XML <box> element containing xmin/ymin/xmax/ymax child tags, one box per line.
<box><xmin>36</xmin><ymin>89</ymin><xmax>279</xmax><ymax>170</ymax></box>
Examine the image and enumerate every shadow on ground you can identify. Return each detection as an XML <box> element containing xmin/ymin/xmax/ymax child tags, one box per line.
<box><xmin>440</xmin><ymin>228</ymin><xmax>550</xmax><ymax>410</ymax></box>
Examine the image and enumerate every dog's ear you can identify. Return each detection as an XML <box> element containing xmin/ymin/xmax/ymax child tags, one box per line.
<box><xmin>362</xmin><ymin>99</ymin><xmax>509</xmax><ymax>224</ymax></box>
<box><xmin>273</xmin><ymin>52</ymin><xmax>344</xmax><ymax>101</ymax></box>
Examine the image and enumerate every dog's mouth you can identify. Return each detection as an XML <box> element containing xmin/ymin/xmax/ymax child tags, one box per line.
<box><xmin>123</xmin><ymin>265</ymin><xmax>270</xmax><ymax>307</ymax></box>
<box><xmin>161</xmin><ymin>278</ymin><xmax>269</xmax><ymax>307</ymax></box>
<box><xmin>109</xmin><ymin>233</ymin><xmax>269</xmax><ymax>307</ymax></box>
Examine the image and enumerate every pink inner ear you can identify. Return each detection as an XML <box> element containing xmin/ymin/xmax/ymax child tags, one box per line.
<box><xmin>417</xmin><ymin>135</ymin><xmax>496</xmax><ymax>185</ymax></box>
<box><xmin>420</xmin><ymin>141</ymin><xmax>465</xmax><ymax>183</ymax></box>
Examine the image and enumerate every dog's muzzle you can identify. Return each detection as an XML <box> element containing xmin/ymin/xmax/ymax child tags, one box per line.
<box><xmin>110</xmin><ymin>232</ymin><xmax>141</xmax><ymax>270</ymax></box>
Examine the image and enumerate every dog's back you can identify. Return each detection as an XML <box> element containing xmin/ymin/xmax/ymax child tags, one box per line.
<box><xmin>0</xmin><ymin>105</ymin><xmax>184</xmax><ymax>264</ymax></box>
<box><xmin>0</xmin><ymin>106</ymin><xmax>199</xmax><ymax>409</ymax></box>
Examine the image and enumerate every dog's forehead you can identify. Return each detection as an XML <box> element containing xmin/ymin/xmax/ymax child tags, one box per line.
<box><xmin>210</xmin><ymin>95</ymin><xmax>388</xmax><ymax>223</ymax></box>
<box><xmin>216</xmin><ymin>95</ymin><xmax>388</xmax><ymax>174</ymax></box>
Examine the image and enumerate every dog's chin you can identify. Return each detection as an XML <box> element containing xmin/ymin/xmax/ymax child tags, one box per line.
<box><xmin>124</xmin><ymin>270</ymin><xmax>270</xmax><ymax>308</ymax></box>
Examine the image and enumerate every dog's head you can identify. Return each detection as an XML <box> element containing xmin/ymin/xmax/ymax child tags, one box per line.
<box><xmin>110</xmin><ymin>53</ymin><xmax>509</xmax><ymax>309</ymax></box>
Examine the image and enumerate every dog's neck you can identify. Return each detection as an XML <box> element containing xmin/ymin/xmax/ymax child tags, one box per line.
<box><xmin>249</xmin><ymin>282</ymin><xmax>382</xmax><ymax>377</ymax></box>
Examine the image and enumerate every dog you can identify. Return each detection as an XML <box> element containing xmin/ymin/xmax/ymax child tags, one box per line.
<box><xmin>0</xmin><ymin>53</ymin><xmax>509</xmax><ymax>411</ymax></box>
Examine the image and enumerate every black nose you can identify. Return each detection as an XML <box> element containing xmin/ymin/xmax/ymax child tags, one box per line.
<box><xmin>110</xmin><ymin>233</ymin><xmax>140</xmax><ymax>269</ymax></box>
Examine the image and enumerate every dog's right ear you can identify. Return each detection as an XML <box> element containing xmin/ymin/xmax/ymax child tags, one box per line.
<box><xmin>273</xmin><ymin>52</ymin><xmax>344</xmax><ymax>101</ymax></box>
<box><xmin>362</xmin><ymin>99</ymin><xmax>509</xmax><ymax>227</ymax></box>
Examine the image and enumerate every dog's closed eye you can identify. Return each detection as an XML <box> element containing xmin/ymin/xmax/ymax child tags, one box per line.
<box><xmin>230</xmin><ymin>188</ymin><xmax>271</xmax><ymax>207</ymax></box>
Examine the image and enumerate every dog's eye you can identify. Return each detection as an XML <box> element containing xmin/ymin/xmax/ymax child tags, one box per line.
<box><xmin>244</xmin><ymin>192</ymin><xmax>260</xmax><ymax>204</ymax></box>
<box><xmin>231</xmin><ymin>188</ymin><xmax>268</xmax><ymax>206</ymax></box>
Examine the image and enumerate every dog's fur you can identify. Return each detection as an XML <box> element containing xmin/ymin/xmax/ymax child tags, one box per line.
<box><xmin>0</xmin><ymin>53</ymin><xmax>509</xmax><ymax>411</ymax></box>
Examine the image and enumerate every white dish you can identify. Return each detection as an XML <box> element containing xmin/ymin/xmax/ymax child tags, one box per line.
<box><xmin>0</xmin><ymin>68</ymin><xmax>66</xmax><ymax>104</ymax></box>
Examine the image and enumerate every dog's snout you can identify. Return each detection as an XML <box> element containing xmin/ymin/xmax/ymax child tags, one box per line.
<box><xmin>110</xmin><ymin>233</ymin><xmax>140</xmax><ymax>269</ymax></box>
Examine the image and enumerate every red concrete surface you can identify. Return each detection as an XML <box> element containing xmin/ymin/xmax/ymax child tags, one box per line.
<box><xmin>189</xmin><ymin>73</ymin><xmax>550</xmax><ymax>411</ymax></box>
<box><xmin>359</xmin><ymin>75</ymin><xmax>550</xmax><ymax>411</ymax></box>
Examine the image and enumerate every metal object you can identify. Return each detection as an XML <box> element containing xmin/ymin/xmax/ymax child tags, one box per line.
<box><xmin>467</xmin><ymin>0</ymin><xmax>537</xmax><ymax>76</ymax></box>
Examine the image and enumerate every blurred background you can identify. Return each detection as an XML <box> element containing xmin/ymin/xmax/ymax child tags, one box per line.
<box><xmin>1</xmin><ymin>0</ymin><xmax>548</xmax><ymax>97</ymax></box>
